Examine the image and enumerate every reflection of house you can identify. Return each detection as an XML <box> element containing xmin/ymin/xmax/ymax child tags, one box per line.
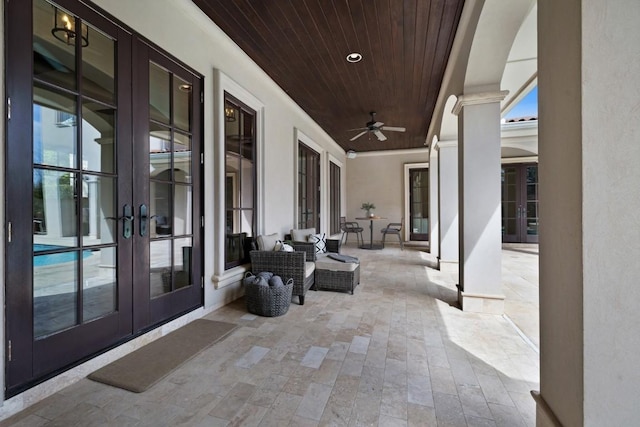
<box><xmin>1</xmin><ymin>0</ymin><xmax>639</xmax><ymax>425</ymax></box>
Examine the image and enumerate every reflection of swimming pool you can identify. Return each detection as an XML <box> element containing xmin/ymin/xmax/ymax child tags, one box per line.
<box><xmin>34</xmin><ymin>244</ymin><xmax>93</xmax><ymax>267</ymax></box>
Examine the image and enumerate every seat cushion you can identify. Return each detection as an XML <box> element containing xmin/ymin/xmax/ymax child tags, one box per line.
<box><xmin>256</xmin><ymin>233</ymin><xmax>280</xmax><ymax>251</ymax></box>
<box><xmin>305</xmin><ymin>261</ymin><xmax>316</xmax><ymax>278</ymax></box>
<box><xmin>315</xmin><ymin>254</ymin><xmax>359</xmax><ymax>272</ymax></box>
<box><xmin>291</xmin><ymin>228</ymin><xmax>316</xmax><ymax>242</ymax></box>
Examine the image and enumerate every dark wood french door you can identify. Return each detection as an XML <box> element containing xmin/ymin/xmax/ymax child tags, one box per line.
<box><xmin>5</xmin><ymin>0</ymin><xmax>203</xmax><ymax>396</ymax></box>
<box><xmin>409</xmin><ymin>168</ymin><xmax>429</xmax><ymax>241</ymax></box>
<box><xmin>501</xmin><ymin>164</ymin><xmax>539</xmax><ymax>243</ymax></box>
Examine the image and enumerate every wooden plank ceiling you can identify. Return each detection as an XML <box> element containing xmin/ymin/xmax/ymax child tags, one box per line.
<box><xmin>192</xmin><ymin>0</ymin><xmax>465</xmax><ymax>153</ymax></box>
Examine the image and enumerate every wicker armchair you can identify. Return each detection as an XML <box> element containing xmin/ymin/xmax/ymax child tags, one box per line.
<box><xmin>250</xmin><ymin>238</ymin><xmax>340</xmax><ymax>305</ymax></box>
<box><xmin>250</xmin><ymin>241</ymin><xmax>316</xmax><ymax>305</ymax></box>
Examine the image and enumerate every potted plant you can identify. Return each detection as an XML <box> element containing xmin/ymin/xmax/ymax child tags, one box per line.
<box><xmin>361</xmin><ymin>202</ymin><xmax>376</xmax><ymax>217</ymax></box>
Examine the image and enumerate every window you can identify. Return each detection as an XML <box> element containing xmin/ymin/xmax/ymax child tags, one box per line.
<box><xmin>224</xmin><ymin>94</ymin><xmax>256</xmax><ymax>269</ymax></box>
<box><xmin>298</xmin><ymin>143</ymin><xmax>320</xmax><ymax>231</ymax></box>
<box><xmin>330</xmin><ymin>162</ymin><xmax>341</xmax><ymax>235</ymax></box>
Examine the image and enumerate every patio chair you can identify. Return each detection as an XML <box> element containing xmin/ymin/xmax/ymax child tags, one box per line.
<box><xmin>381</xmin><ymin>219</ymin><xmax>404</xmax><ymax>250</ymax></box>
<box><xmin>340</xmin><ymin>216</ymin><xmax>363</xmax><ymax>246</ymax></box>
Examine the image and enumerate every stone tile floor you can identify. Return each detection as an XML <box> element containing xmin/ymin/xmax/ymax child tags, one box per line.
<box><xmin>0</xmin><ymin>244</ymin><xmax>539</xmax><ymax>426</ymax></box>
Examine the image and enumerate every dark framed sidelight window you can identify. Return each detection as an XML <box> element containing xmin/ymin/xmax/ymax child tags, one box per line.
<box><xmin>298</xmin><ymin>143</ymin><xmax>320</xmax><ymax>231</ymax></box>
<box><xmin>224</xmin><ymin>94</ymin><xmax>256</xmax><ymax>269</ymax></box>
<box><xmin>5</xmin><ymin>0</ymin><xmax>203</xmax><ymax>396</ymax></box>
<box><xmin>329</xmin><ymin>161</ymin><xmax>341</xmax><ymax>235</ymax></box>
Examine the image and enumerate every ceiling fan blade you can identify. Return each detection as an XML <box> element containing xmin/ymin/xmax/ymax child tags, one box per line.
<box><xmin>381</xmin><ymin>126</ymin><xmax>406</xmax><ymax>132</ymax></box>
<box><xmin>347</xmin><ymin>127</ymin><xmax>368</xmax><ymax>131</ymax></box>
<box><xmin>350</xmin><ymin>131</ymin><xmax>368</xmax><ymax>141</ymax></box>
<box><xmin>373</xmin><ymin>130</ymin><xmax>387</xmax><ymax>141</ymax></box>
<box><xmin>372</xmin><ymin>121</ymin><xmax>384</xmax><ymax>128</ymax></box>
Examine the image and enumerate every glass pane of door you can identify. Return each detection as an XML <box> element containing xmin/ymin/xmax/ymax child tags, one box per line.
<box><xmin>148</xmin><ymin>60</ymin><xmax>194</xmax><ymax>297</ymax></box>
<box><xmin>525</xmin><ymin>165</ymin><xmax>539</xmax><ymax>242</ymax></box>
<box><xmin>30</xmin><ymin>0</ymin><xmax>122</xmax><ymax>344</ymax></box>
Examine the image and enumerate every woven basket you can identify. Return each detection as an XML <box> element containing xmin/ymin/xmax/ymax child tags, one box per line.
<box><xmin>244</xmin><ymin>273</ymin><xmax>293</xmax><ymax>317</ymax></box>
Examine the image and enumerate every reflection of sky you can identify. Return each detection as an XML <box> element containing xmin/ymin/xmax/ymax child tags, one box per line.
<box><xmin>504</xmin><ymin>86</ymin><xmax>537</xmax><ymax>119</ymax></box>
<box><xmin>34</xmin><ymin>105</ymin><xmax>42</xmax><ymax>165</ymax></box>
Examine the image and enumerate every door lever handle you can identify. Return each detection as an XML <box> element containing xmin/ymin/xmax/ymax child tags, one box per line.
<box><xmin>139</xmin><ymin>204</ymin><xmax>148</xmax><ymax>236</ymax></box>
<box><xmin>121</xmin><ymin>204</ymin><xmax>134</xmax><ymax>239</ymax></box>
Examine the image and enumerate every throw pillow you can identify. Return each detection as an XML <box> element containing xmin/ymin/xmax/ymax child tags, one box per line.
<box><xmin>281</xmin><ymin>243</ymin><xmax>294</xmax><ymax>252</ymax></box>
<box><xmin>308</xmin><ymin>233</ymin><xmax>327</xmax><ymax>253</ymax></box>
<box><xmin>291</xmin><ymin>228</ymin><xmax>316</xmax><ymax>242</ymax></box>
<box><xmin>256</xmin><ymin>233</ymin><xmax>279</xmax><ymax>251</ymax></box>
<box><xmin>268</xmin><ymin>275</ymin><xmax>284</xmax><ymax>287</ymax></box>
<box><xmin>257</xmin><ymin>271</ymin><xmax>274</xmax><ymax>281</ymax></box>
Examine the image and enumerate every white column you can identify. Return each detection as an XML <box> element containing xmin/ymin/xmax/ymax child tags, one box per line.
<box><xmin>537</xmin><ymin>1</ymin><xmax>640</xmax><ymax>425</ymax></box>
<box><xmin>436</xmin><ymin>140</ymin><xmax>458</xmax><ymax>271</ymax></box>
<box><xmin>453</xmin><ymin>91</ymin><xmax>507</xmax><ymax>314</ymax></box>
<box><xmin>428</xmin><ymin>148</ymin><xmax>439</xmax><ymax>259</ymax></box>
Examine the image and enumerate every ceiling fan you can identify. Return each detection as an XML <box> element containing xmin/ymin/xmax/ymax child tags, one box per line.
<box><xmin>349</xmin><ymin>111</ymin><xmax>406</xmax><ymax>142</ymax></box>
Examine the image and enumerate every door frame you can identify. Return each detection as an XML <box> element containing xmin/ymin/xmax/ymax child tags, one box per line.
<box><xmin>501</xmin><ymin>162</ymin><xmax>539</xmax><ymax>243</ymax></box>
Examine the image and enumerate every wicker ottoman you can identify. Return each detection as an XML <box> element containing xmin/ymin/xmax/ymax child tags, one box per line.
<box><xmin>314</xmin><ymin>255</ymin><xmax>360</xmax><ymax>294</ymax></box>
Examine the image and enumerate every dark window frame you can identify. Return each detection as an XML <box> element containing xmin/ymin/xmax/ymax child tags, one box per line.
<box><xmin>297</xmin><ymin>143</ymin><xmax>320</xmax><ymax>232</ymax></box>
<box><xmin>224</xmin><ymin>92</ymin><xmax>256</xmax><ymax>270</ymax></box>
<box><xmin>329</xmin><ymin>161</ymin><xmax>341</xmax><ymax>235</ymax></box>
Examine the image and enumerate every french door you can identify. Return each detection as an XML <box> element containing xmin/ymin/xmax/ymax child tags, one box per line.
<box><xmin>501</xmin><ymin>164</ymin><xmax>539</xmax><ymax>243</ymax></box>
<box><xmin>409</xmin><ymin>168</ymin><xmax>429</xmax><ymax>241</ymax></box>
<box><xmin>5</xmin><ymin>0</ymin><xmax>203</xmax><ymax>395</ymax></box>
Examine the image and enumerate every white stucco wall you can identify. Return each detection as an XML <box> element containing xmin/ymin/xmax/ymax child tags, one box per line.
<box><xmin>581</xmin><ymin>1</ymin><xmax>640</xmax><ymax>425</ymax></box>
<box><xmin>345</xmin><ymin>150</ymin><xmax>429</xmax><ymax>242</ymax></box>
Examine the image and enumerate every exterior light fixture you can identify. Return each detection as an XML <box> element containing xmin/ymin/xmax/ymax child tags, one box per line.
<box><xmin>346</xmin><ymin>52</ymin><xmax>362</xmax><ymax>63</ymax></box>
<box><xmin>224</xmin><ymin>107</ymin><xmax>236</xmax><ymax>122</ymax></box>
<box><xmin>52</xmin><ymin>7</ymin><xmax>89</xmax><ymax>47</ymax></box>
<box><xmin>346</xmin><ymin>150</ymin><xmax>357</xmax><ymax>159</ymax></box>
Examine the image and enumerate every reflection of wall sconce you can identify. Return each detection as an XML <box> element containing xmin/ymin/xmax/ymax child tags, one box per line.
<box><xmin>52</xmin><ymin>7</ymin><xmax>89</xmax><ymax>47</ymax></box>
<box><xmin>224</xmin><ymin>107</ymin><xmax>236</xmax><ymax>122</ymax></box>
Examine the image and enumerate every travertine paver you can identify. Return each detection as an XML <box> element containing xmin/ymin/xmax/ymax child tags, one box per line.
<box><xmin>0</xmin><ymin>243</ymin><xmax>539</xmax><ymax>426</ymax></box>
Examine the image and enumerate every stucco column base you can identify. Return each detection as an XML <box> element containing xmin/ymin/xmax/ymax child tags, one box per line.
<box><xmin>438</xmin><ymin>259</ymin><xmax>458</xmax><ymax>272</ymax></box>
<box><xmin>457</xmin><ymin>284</ymin><xmax>504</xmax><ymax>314</ymax></box>
<box><xmin>531</xmin><ymin>391</ymin><xmax>562</xmax><ymax>427</ymax></box>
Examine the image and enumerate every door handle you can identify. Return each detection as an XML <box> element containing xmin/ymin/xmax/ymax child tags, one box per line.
<box><xmin>121</xmin><ymin>204</ymin><xmax>134</xmax><ymax>239</ymax></box>
<box><xmin>139</xmin><ymin>204</ymin><xmax>148</xmax><ymax>237</ymax></box>
<box><xmin>105</xmin><ymin>205</ymin><xmax>134</xmax><ymax>238</ymax></box>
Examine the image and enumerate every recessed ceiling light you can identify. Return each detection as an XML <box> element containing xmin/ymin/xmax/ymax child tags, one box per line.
<box><xmin>179</xmin><ymin>84</ymin><xmax>192</xmax><ymax>92</ymax></box>
<box><xmin>346</xmin><ymin>52</ymin><xmax>362</xmax><ymax>63</ymax></box>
